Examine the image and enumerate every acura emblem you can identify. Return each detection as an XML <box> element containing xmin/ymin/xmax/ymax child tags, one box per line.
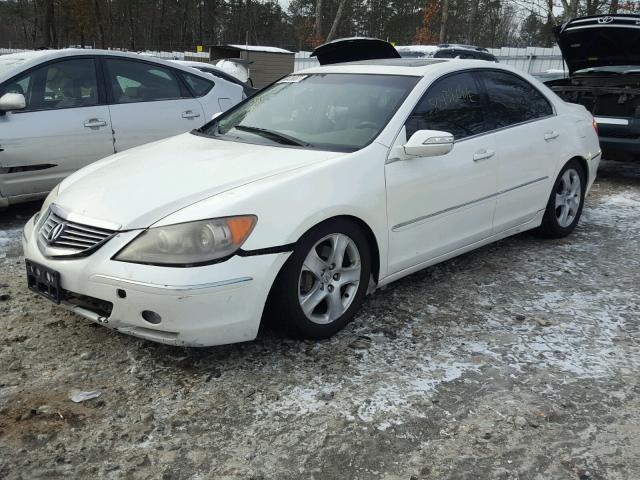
<box><xmin>597</xmin><ymin>16</ymin><xmax>614</xmax><ymax>24</ymax></box>
<box><xmin>48</xmin><ymin>222</ymin><xmax>66</xmax><ymax>243</ymax></box>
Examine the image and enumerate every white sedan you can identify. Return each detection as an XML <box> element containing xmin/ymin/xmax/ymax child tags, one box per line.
<box><xmin>0</xmin><ymin>49</ymin><xmax>244</xmax><ymax>208</ymax></box>
<box><xmin>22</xmin><ymin>59</ymin><xmax>601</xmax><ymax>346</ymax></box>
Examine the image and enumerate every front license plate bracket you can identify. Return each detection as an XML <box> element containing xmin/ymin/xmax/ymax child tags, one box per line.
<box><xmin>26</xmin><ymin>260</ymin><xmax>62</xmax><ymax>304</ymax></box>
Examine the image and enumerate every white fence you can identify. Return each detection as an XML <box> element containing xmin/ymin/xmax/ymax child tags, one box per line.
<box><xmin>1</xmin><ymin>46</ymin><xmax>565</xmax><ymax>75</ymax></box>
<box><xmin>294</xmin><ymin>46</ymin><xmax>566</xmax><ymax>74</ymax></box>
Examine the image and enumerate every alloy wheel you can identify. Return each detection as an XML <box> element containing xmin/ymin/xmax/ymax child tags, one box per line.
<box><xmin>555</xmin><ymin>168</ymin><xmax>582</xmax><ymax>228</ymax></box>
<box><xmin>298</xmin><ymin>233</ymin><xmax>361</xmax><ymax>324</ymax></box>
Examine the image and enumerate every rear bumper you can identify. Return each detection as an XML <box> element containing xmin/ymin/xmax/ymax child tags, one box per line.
<box><xmin>600</xmin><ymin>136</ymin><xmax>640</xmax><ymax>157</ymax></box>
<box><xmin>596</xmin><ymin>117</ymin><xmax>640</xmax><ymax>158</ymax></box>
<box><xmin>22</xmin><ymin>214</ymin><xmax>290</xmax><ymax>347</ymax></box>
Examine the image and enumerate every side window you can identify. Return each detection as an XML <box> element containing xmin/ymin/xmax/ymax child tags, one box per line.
<box><xmin>480</xmin><ymin>70</ymin><xmax>553</xmax><ymax>128</ymax></box>
<box><xmin>105</xmin><ymin>59</ymin><xmax>183</xmax><ymax>104</ymax></box>
<box><xmin>3</xmin><ymin>58</ymin><xmax>98</xmax><ymax>111</ymax></box>
<box><xmin>180</xmin><ymin>72</ymin><xmax>214</xmax><ymax>97</ymax></box>
<box><xmin>405</xmin><ymin>72</ymin><xmax>485</xmax><ymax>140</ymax></box>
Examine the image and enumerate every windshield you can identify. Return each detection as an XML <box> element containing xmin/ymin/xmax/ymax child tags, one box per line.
<box><xmin>0</xmin><ymin>57</ymin><xmax>27</xmax><ymax>76</ymax></box>
<box><xmin>200</xmin><ymin>73</ymin><xmax>419</xmax><ymax>152</ymax></box>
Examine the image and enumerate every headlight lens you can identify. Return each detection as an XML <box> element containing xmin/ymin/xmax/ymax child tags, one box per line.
<box><xmin>113</xmin><ymin>215</ymin><xmax>257</xmax><ymax>266</ymax></box>
<box><xmin>41</xmin><ymin>184</ymin><xmax>60</xmax><ymax>215</ymax></box>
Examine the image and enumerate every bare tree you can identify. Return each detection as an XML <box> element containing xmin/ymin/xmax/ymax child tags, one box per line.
<box><xmin>326</xmin><ymin>0</ymin><xmax>348</xmax><ymax>42</ymax></box>
<box><xmin>315</xmin><ymin>0</ymin><xmax>323</xmax><ymax>41</ymax></box>
<box><xmin>439</xmin><ymin>0</ymin><xmax>449</xmax><ymax>43</ymax></box>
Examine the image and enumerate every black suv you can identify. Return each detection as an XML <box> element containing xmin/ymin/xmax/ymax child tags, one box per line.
<box><xmin>549</xmin><ymin>14</ymin><xmax>640</xmax><ymax>160</ymax></box>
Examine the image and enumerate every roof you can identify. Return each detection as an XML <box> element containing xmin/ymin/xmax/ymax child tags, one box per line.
<box><xmin>296</xmin><ymin>57</ymin><xmax>505</xmax><ymax>77</ymax></box>
<box><xmin>215</xmin><ymin>44</ymin><xmax>293</xmax><ymax>54</ymax></box>
<box><xmin>0</xmin><ymin>48</ymin><xmax>217</xmax><ymax>83</ymax></box>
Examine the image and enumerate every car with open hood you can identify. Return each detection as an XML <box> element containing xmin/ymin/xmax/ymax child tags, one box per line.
<box><xmin>548</xmin><ymin>14</ymin><xmax>640</xmax><ymax>160</ymax></box>
<box><xmin>22</xmin><ymin>58</ymin><xmax>600</xmax><ymax>347</ymax></box>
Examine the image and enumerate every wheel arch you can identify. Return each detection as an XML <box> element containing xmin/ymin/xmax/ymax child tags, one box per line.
<box><xmin>292</xmin><ymin>214</ymin><xmax>381</xmax><ymax>284</ymax></box>
<box><xmin>571</xmin><ymin>155</ymin><xmax>589</xmax><ymax>181</ymax></box>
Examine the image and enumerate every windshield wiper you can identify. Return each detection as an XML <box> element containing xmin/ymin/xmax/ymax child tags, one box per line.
<box><xmin>234</xmin><ymin>125</ymin><xmax>312</xmax><ymax>147</ymax></box>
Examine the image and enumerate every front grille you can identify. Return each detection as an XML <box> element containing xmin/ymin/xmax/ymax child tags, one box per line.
<box><xmin>39</xmin><ymin>209</ymin><xmax>116</xmax><ymax>256</ymax></box>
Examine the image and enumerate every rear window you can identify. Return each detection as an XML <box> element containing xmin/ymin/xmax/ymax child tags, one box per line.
<box><xmin>181</xmin><ymin>72</ymin><xmax>214</xmax><ymax>97</ymax></box>
<box><xmin>479</xmin><ymin>70</ymin><xmax>553</xmax><ymax>128</ymax></box>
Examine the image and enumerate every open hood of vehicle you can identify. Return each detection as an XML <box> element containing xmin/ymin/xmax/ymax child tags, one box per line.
<box><xmin>311</xmin><ymin>37</ymin><xmax>400</xmax><ymax>65</ymax></box>
<box><xmin>56</xmin><ymin>133</ymin><xmax>344</xmax><ymax>230</ymax></box>
<box><xmin>555</xmin><ymin>14</ymin><xmax>640</xmax><ymax>74</ymax></box>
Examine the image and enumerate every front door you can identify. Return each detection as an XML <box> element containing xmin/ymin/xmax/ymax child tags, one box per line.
<box><xmin>0</xmin><ymin>57</ymin><xmax>114</xmax><ymax>198</ymax></box>
<box><xmin>385</xmin><ymin>71</ymin><xmax>498</xmax><ymax>274</ymax></box>
<box><xmin>102</xmin><ymin>58</ymin><xmax>206</xmax><ymax>152</ymax></box>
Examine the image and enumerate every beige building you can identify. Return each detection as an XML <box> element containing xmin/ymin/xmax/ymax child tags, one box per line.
<box><xmin>208</xmin><ymin>44</ymin><xmax>295</xmax><ymax>88</ymax></box>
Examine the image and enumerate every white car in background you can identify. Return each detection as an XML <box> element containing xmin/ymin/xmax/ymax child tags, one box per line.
<box><xmin>22</xmin><ymin>58</ymin><xmax>600</xmax><ymax>347</ymax></box>
<box><xmin>0</xmin><ymin>49</ymin><xmax>245</xmax><ymax>208</ymax></box>
<box><xmin>170</xmin><ymin>60</ymin><xmax>258</xmax><ymax>97</ymax></box>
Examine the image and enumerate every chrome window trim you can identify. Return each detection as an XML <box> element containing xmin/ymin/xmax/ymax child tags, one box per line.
<box><xmin>392</xmin><ymin>176</ymin><xmax>549</xmax><ymax>231</ymax></box>
<box><xmin>454</xmin><ymin>113</ymin><xmax>557</xmax><ymax>144</ymax></box>
<box><xmin>393</xmin><ymin>67</ymin><xmax>558</xmax><ymax>151</ymax></box>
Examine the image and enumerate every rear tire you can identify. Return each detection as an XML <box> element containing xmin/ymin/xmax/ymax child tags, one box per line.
<box><xmin>535</xmin><ymin>159</ymin><xmax>586</xmax><ymax>238</ymax></box>
<box><xmin>268</xmin><ymin>218</ymin><xmax>372</xmax><ymax>339</ymax></box>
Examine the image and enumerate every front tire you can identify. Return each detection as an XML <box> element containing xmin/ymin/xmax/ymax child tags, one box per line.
<box><xmin>269</xmin><ymin>219</ymin><xmax>372</xmax><ymax>339</ymax></box>
<box><xmin>535</xmin><ymin>159</ymin><xmax>586</xmax><ymax>238</ymax></box>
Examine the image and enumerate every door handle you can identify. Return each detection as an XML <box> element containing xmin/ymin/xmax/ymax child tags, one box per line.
<box><xmin>83</xmin><ymin>118</ymin><xmax>108</xmax><ymax>129</ymax></box>
<box><xmin>473</xmin><ymin>149</ymin><xmax>495</xmax><ymax>162</ymax></box>
<box><xmin>181</xmin><ymin>110</ymin><xmax>201</xmax><ymax>119</ymax></box>
<box><xmin>544</xmin><ymin>131</ymin><xmax>560</xmax><ymax>141</ymax></box>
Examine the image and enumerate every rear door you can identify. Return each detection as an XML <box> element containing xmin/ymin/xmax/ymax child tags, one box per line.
<box><xmin>476</xmin><ymin>70</ymin><xmax>559</xmax><ymax>232</ymax></box>
<box><xmin>102</xmin><ymin>58</ymin><xmax>205</xmax><ymax>152</ymax></box>
<box><xmin>0</xmin><ymin>57</ymin><xmax>113</xmax><ymax>198</ymax></box>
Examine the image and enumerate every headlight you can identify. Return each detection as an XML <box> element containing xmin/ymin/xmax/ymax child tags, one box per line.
<box><xmin>41</xmin><ymin>184</ymin><xmax>60</xmax><ymax>215</ymax></box>
<box><xmin>113</xmin><ymin>215</ymin><xmax>257</xmax><ymax>267</ymax></box>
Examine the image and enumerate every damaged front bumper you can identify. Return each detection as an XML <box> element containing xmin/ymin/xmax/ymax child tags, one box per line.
<box><xmin>22</xmin><ymin>214</ymin><xmax>289</xmax><ymax>347</ymax></box>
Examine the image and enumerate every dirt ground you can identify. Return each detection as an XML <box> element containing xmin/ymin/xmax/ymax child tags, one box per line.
<box><xmin>0</xmin><ymin>161</ymin><xmax>638</xmax><ymax>480</ymax></box>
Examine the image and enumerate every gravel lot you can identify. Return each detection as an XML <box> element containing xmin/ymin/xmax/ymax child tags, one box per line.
<box><xmin>0</xmin><ymin>161</ymin><xmax>639</xmax><ymax>480</ymax></box>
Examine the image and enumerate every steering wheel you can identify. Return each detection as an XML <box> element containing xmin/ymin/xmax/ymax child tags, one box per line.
<box><xmin>355</xmin><ymin>121</ymin><xmax>378</xmax><ymax>129</ymax></box>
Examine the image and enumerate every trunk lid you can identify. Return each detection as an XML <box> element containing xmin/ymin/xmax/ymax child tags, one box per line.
<box><xmin>311</xmin><ymin>37</ymin><xmax>400</xmax><ymax>65</ymax></box>
<box><xmin>555</xmin><ymin>14</ymin><xmax>640</xmax><ymax>74</ymax></box>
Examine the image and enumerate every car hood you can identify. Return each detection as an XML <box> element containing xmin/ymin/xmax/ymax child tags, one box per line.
<box><xmin>555</xmin><ymin>14</ymin><xmax>640</xmax><ymax>74</ymax></box>
<box><xmin>57</xmin><ymin>133</ymin><xmax>345</xmax><ymax>230</ymax></box>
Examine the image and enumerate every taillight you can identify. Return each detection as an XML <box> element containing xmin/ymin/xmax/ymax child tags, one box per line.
<box><xmin>592</xmin><ymin>117</ymin><xmax>599</xmax><ymax>134</ymax></box>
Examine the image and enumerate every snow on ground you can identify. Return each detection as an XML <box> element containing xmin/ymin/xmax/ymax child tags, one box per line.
<box><xmin>0</xmin><ymin>161</ymin><xmax>639</xmax><ymax>479</ymax></box>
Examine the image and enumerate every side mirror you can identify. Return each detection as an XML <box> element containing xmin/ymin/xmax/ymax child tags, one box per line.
<box><xmin>211</xmin><ymin>111</ymin><xmax>223</xmax><ymax>121</ymax></box>
<box><xmin>404</xmin><ymin>130</ymin><xmax>454</xmax><ymax>157</ymax></box>
<box><xmin>0</xmin><ymin>92</ymin><xmax>26</xmax><ymax>113</ymax></box>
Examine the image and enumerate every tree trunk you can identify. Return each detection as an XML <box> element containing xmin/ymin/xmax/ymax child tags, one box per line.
<box><xmin>326</xmin><ymin>0</ymin><xmax>348</xmax><ymax>42</ymax></box>
<box><xmin>39</xmin><ymin>0</ymin><xmax>55</xmax><ymax>48</ymax></box>
<box><xmin>127</xmin><ymin>1</ymin><xmax>135</xmax><ymax>50</ymax></box>
<box><xmin>609</xmin><ymin>0</ymin><xmax>619</xmax><ymax>13</ymax></box>
<box><xmin>94</xmin><ymin>0</ymin><xmax>106</xmax><ymax>49</ymax></box>
<box><xmin>560</xmin><ymin>0</ymin><xmax>579</xmax><ymax>19</ymax></box>
<box><xmin>439</xmin><ymin>0</ymin><xmax>449</xmax><ymax>44</ymax></box>
<box><xmin>468</xmin><ymin>0</ymin><xmax>479</xmax><ymax>44</ymax></box>
<box><xmin>315</xmin><ymin>0</ymin><xmax>323</xmax><ymax>41</ymax></box>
